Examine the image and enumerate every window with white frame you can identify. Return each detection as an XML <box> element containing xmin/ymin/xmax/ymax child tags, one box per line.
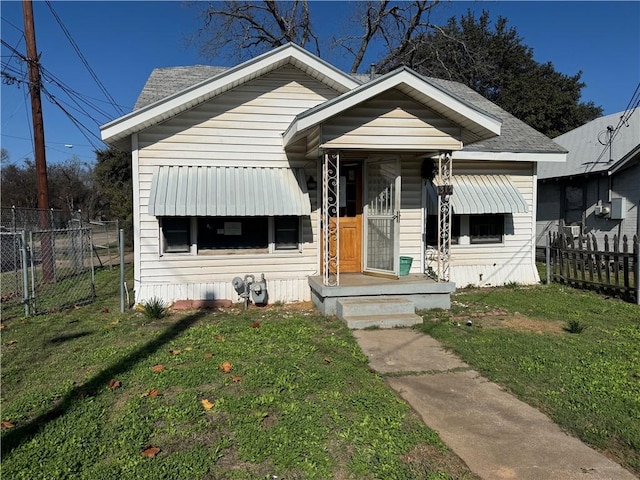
<box><xmin>427</xmin><ymin>214</ymin><xmax>506</xmax><ymax>247</ymax></box>
<box><xmin>469</xmin><ymin>214</ymin><xmax>504</xmax><ymax>244</ymax></box>
<box><xmin>160</xmin><ymin>216</ymin><xmax>301</xmax><ymax>254</ymax></box>
<box><xmin>426</xmin><ymin>214</ymin><xmax>460</xmax><ymax>246</ymax></box>
<box><xmin>161</xmin><ymin>217</ymin><xmax>190</xmax><ymax>253</ymax></box>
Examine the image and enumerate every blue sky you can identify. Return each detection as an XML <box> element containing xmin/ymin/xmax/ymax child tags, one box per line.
<box><xmin>1</xmin><ymin>1</ymin><xmax>639</xmax><ymax>167</ymax></box>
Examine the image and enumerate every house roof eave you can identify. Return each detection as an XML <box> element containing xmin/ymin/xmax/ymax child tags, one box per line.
<box><xmin>453</xmin><ymin>150</ymin><xmax>568</xmax><ymax>163</ymax></box>
<box><xmin>100</xmin><ymin>43</ymin><xmax>360</xmax><ymax>145</ymax></box>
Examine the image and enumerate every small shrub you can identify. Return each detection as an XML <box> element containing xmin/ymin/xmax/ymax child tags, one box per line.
<box><xmin>504</xmin><ymin>281</ymin><xmax>521</xmax><ymax>289</ymax></box>
<box><xmin>564</xmin><ymin>319</ymin><xmax>587</xmax><ymax>334</ymax></box>
<box><xmin>143</xmin><ymin>297</ymin><xmax>167</xmax><ymax>320</ymax></box>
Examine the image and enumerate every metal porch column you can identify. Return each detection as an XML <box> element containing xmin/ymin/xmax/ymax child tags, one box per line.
<box><xmin>437</xmin><ymin>151</ymin><xmax>453</xmax><ymax>281</ymax></box>
<box><xmin>322</xmin><ymin>151</ymin><xmax>339</xmax><ymax>286</ymax></box>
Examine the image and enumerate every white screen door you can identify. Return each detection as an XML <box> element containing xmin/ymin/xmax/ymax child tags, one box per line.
<box><xmin>363</xmin><ymin>158</ymin><xmax>400</xmax><ymax>276</ymax></box>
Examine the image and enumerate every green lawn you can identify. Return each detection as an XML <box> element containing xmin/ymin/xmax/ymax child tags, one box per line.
<box><xmin>418</xmin><ymin>283</ymin><xmax>640</xmax><ymax>476</ymax></box>
<box><xmin>1</xmin><ymin>267</ymin><xmax>474</xmax><ymax>480</ymax></box>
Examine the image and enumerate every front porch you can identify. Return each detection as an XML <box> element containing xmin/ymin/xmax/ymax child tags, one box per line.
<box><xmin>308</xmin><ymin>273</ymin><xmax>456</xmax><ymax>318</ymax></box>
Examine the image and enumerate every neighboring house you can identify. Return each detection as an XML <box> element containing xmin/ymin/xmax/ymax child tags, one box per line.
<box><xmin>537</xmin><ymin>109</ymin><xmax>640</xmax><ymax>248</ymax></box>
<box><xmin>100</xmin><ymin>43</ymin><xmax>566</xmax><ymax>309</ymax></box>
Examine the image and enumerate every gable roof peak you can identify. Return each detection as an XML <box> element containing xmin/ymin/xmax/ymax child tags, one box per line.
<box><xmin>101</xmin><ymin>42</ymin><xmax>359</xmax><ymax>145</ymax></box>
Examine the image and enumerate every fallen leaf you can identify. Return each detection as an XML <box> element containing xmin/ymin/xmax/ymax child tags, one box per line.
<box><xmin>204</xmin><ymin>352</ymin><xmax>214</xmax><ymax>359</ymax></box>
<box><xmin>232</xmin><ymin>375</ymin><xmax>242</xmax><ymax>383</ymax></box>
<box><xmin>143</xmin><ymin>388</ymin><xmax>160</xmax><ymax>398</ymax></box>
<box><xmin>102</xmin><ymin>307</ymin><xmax>109</xmax><ymax>313</ymax></box>
<box><xmin>141</xmin><ymin>446</ymin><xmax>161</xmax><ymax>458</ymax></box>
<box><xmin>0</xmin><ymin>324</ymin><xmax>6</xmax><ymax>329</ymax></box>
<box><xmin>323</xmin><ymin>357</ymin><xmax>332</xmax><ymax>364</ymax></box>
<box><xmin>151</xmin><ymin>364</ymin><xmax>164</xmax><ymax>373</ymax></box>
<box><xmin>7</xmin><ymin>340</ymin><xmax>17</xmax><ymax>345</ymax></box>
<box><xmin>251</xmin><ymin>322</ymin><xmax>261</xmax><ymax>328</ymax></box>
<box><xmin>169</xmin><ymin>349</ymin><xmax>180</xmax><ymax>356</ymax></box>
<box><xmin>219</xmin><ymin>361</ymin><xmax>232</xmax><ymax>373</ymax></box>
<box><xmin>184</xmin><ymin>347</ymin><xmax>192</xmax><ymax>351</ymax></box>
<box><xmin>108</xmin><ymin>379</ymin><xmax>122</xmax><ymax>389</ymax></box>
<box><xmin>201</xmin><ymin>398</ymin><xmax>215</xmax><ymax>410</ymax></box>
<box><xmin>1</xmin><ymin>420</ymin><xmax>15</xmax><ymax>429</ymax></box>
<box><xmin>214</xmin><ymin>334</ymin><xmax>224</xmax><ymax>341</ymax></box>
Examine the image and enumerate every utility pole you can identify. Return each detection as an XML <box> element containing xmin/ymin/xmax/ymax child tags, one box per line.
<box><xmin>23</xmin><ymin>0</ymin><xmax>54</xmax><ymax>281</ymax></box>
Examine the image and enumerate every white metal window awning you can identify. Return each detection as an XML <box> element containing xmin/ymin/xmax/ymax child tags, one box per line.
<box><xmin>148</xmin><ymin>166</ymin><xmax>311</xmax><ymax>216</ymax></box>
<box><xmin>427</xmin><ymin>174</ymin><xmax>528</xmax><ymax>214</ymax></box>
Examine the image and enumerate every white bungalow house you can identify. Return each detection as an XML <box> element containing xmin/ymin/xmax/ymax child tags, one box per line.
<box><xmin>100</xmin><ymin>43</ymin><xmax>566</xmax><ymax>319</ymax></box>
<box><xmin>537</xmin><ymin>109</ymin><xmax>640</xmax><ymax>248</ymax></box>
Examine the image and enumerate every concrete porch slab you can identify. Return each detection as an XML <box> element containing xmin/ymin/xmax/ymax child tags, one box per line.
<box><xmin>309</xmin><ymin>274</ymin><xmax>455</xmax><ymax>315</ymax></box>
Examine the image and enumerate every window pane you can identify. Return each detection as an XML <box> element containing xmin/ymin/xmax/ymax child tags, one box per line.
<box><xmin>426</xmin><ymin>215</ymin><xmax>459</xmax><ymax>245</ymax></box>
<box><xmin>197</xmin><ymin>217</ymin><xmax>268</xmax><ymax>250</ymax></box>
<box><xmin>470</xmin><ymin>215</ymin><xmax>504</xmax><ymax>244</ymax></box>
<box><xmin>275</xmin><ymin>216</ymin><xmax>299</xmax><ymax>250</ymax></box>
<box><xmin>162</xmin><ymin>217</ymin><xmax>190</xmax><ymax>253</ymax></box>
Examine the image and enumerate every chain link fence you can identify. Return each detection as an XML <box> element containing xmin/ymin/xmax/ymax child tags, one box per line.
<box><xmin>1</xmin><ymin>206</ymin><xmax>78</xmax><ymax>231</ymax></box>
<box><xmin>0</xmin><ymin>230</ymin><xmax>27</xmax><ymax>313</ymax></box>
<box><xmin>0</xmin><ymin>207</ymin><xmax>116</xmax><ymax>317</ymax></box>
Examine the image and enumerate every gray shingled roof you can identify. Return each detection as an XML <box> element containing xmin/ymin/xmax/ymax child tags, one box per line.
<box><xmin>427</xmin><ymin>78</ymin><xmax>566</xmax><ymax>154</ymax></box>
<box><xmin>134</xmin><ymin>64</ymin><xmax>566</xmax><ymax>154</ymax></box>
<box><xmin>538</xmin><ymin>109</ymin><xmax>640</xmax><ymax>179</ymax></box>
<box><xmin>134</xmin><ymin>66</ymin><xmax>228</xmax><ymax>110</ymax></box>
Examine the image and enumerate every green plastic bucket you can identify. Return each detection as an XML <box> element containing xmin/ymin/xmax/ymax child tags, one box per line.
<box><xmin>399</xmin><ymin>256</ymin><xmax>413</xmax><ymax>276</ymax></box>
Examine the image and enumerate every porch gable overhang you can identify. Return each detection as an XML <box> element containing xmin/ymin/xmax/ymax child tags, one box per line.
<box><xmin>100</xmin><ymin>43</ymin><xmax>360</xmax><ymax>147</ymax></box>
<box><xmin>283</xmin><ymin>67</ymin><xmax>502</xmax><ymax>150</ymax></box>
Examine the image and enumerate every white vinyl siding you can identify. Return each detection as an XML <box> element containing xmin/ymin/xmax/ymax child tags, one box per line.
<box><xmin>321</xmin><ymin>89</ymin><xmax>462</xmax><ymax>151</ymax></box>
<box><xmin>611</xmin><ymin>163</ymin><xmax>639</xmax><ymax>240</ymax></box>
<box><xmin>398</xmin><ymin>156</ymin><xmax>425</xmax><ymax>274</ymax></box>
<box><xmin>535</xmin><ymin>181</ymin><xmax>561</xmax><ymax>247</ymax></box>
<box><xmin>133</xmin><ymin>65</ymin><xmax>337</xmax><ymax>304</ymax></box>
<box><xmin>448</xmin><ymin>161</ymin><xmax>539</xmax><ymax>286</ymax></box>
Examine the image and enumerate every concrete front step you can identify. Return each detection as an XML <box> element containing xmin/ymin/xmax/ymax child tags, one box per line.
<box><xmin>336</xmin><ymin>297</ymin><xmax>423</xmax><ymax>329</ymax></box>
<box><xmin>337</xmin><ymin>297</ymin><xmax>415</xmax><ymax>316</ymax></box>
<box><xmin>342</xmin><ymin>313</ymin><xmax>424</xmax><ymax>330</ymax></box>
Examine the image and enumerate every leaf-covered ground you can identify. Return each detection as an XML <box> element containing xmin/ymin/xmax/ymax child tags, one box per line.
<box><xmin>1</xmin><ymin>268</ymin><xmax>475</xmax><ymax>480</ymax></box>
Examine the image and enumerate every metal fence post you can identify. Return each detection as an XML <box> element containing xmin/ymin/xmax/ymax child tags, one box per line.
<box><xmin>634</xmin><ymin>242</ymin><xmax>640</xmax><ymax>305</ymax></box>
<box><xmin>88</xmin><ymin>228</ymin><xmax>96</xmax><ymax>300</ymax></box>
<box><xmin>120</xmin><ymin>228</ymin><xmax>125</xmax><ymax>313</ymax></box>
<box><xmin>21</xmin><ymin>230</ymin><xmax>29</xmax><ymax>317</ymax></box>
<box><xmin>29</xmin><ymin>231</ymin><xmax>36</xmax><ymax>314</ymax></box>
<box><xmin>546</xmin><ymin>234</ymin><xmax>551</xmax><ymax>285</ymax></box>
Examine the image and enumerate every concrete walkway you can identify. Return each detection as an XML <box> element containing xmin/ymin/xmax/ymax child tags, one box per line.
<box><xmin>353</xmin><ymin>329</ymin><xmax>637</xmax><ymax>480</ymax></box>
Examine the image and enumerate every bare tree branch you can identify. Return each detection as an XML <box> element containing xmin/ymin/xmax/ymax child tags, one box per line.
<box><xmin>190</xmin><ymin>1</ymin><xmax>319</xmax><ymax>62</ymax></box>
<box><xmin>330</xmin><ymin>0</ymin><xmax>439</xmax><ymax>73</ymax></box>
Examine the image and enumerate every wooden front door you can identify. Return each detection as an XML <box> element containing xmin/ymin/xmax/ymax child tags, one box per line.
<box><xmin>336</xmin><ymin>163</ymin><xmax>362</xmax><ymax>272</ymax></box>
<box><xmin>323</xmin><ymin>162</ymin><xmax>363</xmax><ymax>273</ymax></box>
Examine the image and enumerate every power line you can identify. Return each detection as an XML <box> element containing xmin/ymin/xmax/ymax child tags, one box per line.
<box><xmin>40</xmin><ymin>65</ymin><xmax>114</xmax><ymax>120</ymax></box>
<box><xmin>2</xmin><ymin>36</ymin><xmax>112</xmax><ymax>151</ymax></box>
<box><xmin>1</xmin><ymin>17</ymin><xmax>25</xmax><ymax>34</ymax></box>
<box><xmin>40</xmin><ymin>65</ymin><xmax>130</xmax><ymax>110</ymax></box>
<box><xmin>1</xmin><ymin>132</ymin><xmax>93</xmax><ymax>148</ymax></box>
<box><xmin>585</xmin><ymin>83</ymin><xmax>640</xmax><ymax>173</ymax></box>
<box><xmin>22</xmin><ymin>84</ymin><xmax>34</xmax><ymax>158</ymax></box>
<box><xmin>41</xmin><ymin>84</ymin><xmax>105</xmax><ymax>150</ymax></box>
<box><xmin>44</xmin><ymin>1</ymin><xmax>125</xmax><ymax>116</ymax></box>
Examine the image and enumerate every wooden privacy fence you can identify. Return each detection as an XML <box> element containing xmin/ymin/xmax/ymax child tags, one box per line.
<box><xmin>546</xmin><ymin>232</ymin><xmax>639</xmax><ymax>304</ymax></box>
